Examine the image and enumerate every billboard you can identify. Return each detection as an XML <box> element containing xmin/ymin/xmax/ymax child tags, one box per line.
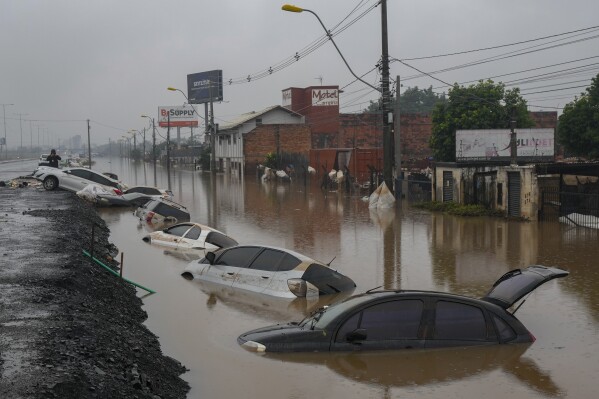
<box><xmin>282</xmin><ymin>89</ymin><xmax>292</xmax><ymax>107</ymax></box>
<box><xmin>157</xmin><ymin>106</ymin><xmax>199</xmax><ymax>128</ymax></box>
<box><xmin>186</xmin><ymin>70</ymin><xmax>223</xmax><ymax>104</ymax></box>
<box><xmin>456</xmin><ymin>128</ymin><xmax>555</xmax><ymax>162</ymax></box>
<box><xmin>311</xmin><ymin>88</ymin><xmax>338</xmax><ymax>106</ymax></box>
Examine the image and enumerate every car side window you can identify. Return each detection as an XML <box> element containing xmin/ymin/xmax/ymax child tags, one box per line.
<box><xmin>492</xmin><ymin>315</ymin><xmax>516</xmax><ymax>342</ymax></box>
<box><xmin>335</xmin><ymin>300</ymin><xmax>424</xmax><ymax>342</ymax></box>
<box><xmin>248</xmin><ymin>249</ymin><xmax>286</xmax><ymax>271</ymax></box>
<box><xmin>215</xmin><ymin>246</ymin><xmax>261</xmax><ymax>267</ymax></box>
<box><xmin>277</xmin><ymin>254</ymin><xmax>301</xmax><ymax>271</ymax></box>
<box><xmin>70</xmin><ymin>169</ymin><xmax>91</xmax><ymax>179</ymax></box>
<box><xmin>165</xmin><ymin>224</ymin><xmax>192</xmax><ymax>237</ymax></box>
<box><xmin>205</xmin><ymin>232</ymin><xmax>238</xmax><ymax>249</ymax></box>
<box><xmin>184</xmin><ymin>226</ymin><xmax>202</xmax><ymax>240</ymax></box>
<box><xmin>434</xmin><ymin>301</ymin><xmax>487</xmax><ymax>340</ymax></box>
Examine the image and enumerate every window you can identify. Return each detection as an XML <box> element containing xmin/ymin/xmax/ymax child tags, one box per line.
<box><xmin>434</xmin><ymin>301</ymin><xmax>486</xmax><ymax>340</ymax></box>
<box><xmin>278</xmin><ymin>254</ymin><xmax>301</xmax><ymax>271</ymax></box>
<box><xmin>184</xmin><ymin>226</ymin><xmax>202</xmax><ymax>240</ymax></box>
<box><xmin>233</xmin><ymin>135</ymin><xmax>237</xmax><ymax>145</ymax></box>
<box><xmin>128</xmin><ymin>187</ymin><xmax>160</xmax><ymax>195</ymax></box>
<box><xmin>227</xmin><ymin>135</ymin><xmax>231</xmax><ymax>145</ymax></box>
<box><xmin>215</xmin><ymin>246</ymin><xmax>262</xmax><ymax>267</ymax></box>
<box><xmin>205</xmin><ymin>232</ymin><xmax>237</xmax><ymax>249</ymax></box>
<box><xmin>165</xmin><ymin>224</ymin><xmax>192</xmax><ymax>237</ymax></box>
<box><xmin>335</xmin><ymin>300</ymin><xmax>424</xmax><ymax>342</ymax></box>
<box><xmin>70</xmin><ymin>169</ymin><xmax>92</xmax><ymax>180</ymax></box>
<box><xmin>248</xmin><ymin>249</ymin><xmax>286</xmax><ymax>271</ymax></box>
<box><xmin>255</xmin><ymin>118</ymin><xmax>262</xmax><ymax>125</ymax></box>
<box><xmin>493</xmin><ymin>315</ymin><xmax>516</xmax><ymax>342</ymax></box>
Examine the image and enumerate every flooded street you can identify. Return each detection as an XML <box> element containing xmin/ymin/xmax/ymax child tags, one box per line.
<box><xmin>3</xmin><ymin>158</ymin><xmax>599</xmax><ymax>398</ymax></box>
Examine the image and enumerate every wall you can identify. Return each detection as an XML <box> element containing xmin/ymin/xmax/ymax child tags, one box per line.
<box><xmin>243</xmin><ymin>124</ymin><xmax>311</xmax><ymax>172</ymax></box>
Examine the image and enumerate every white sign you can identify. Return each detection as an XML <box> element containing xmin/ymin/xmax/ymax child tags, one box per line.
<box><xmin>456</xmin><ymin>129</ymin><xmax>555</xmax><ymax>161</ymax></box>
<box><xmin>282</xmin><ymin>89</ymin><xmax>292</xmax><ymax>107</ymax></box>
<box><xmin>311</xmin><ymin>89</ymin><xmax>338</xmax><ymax>106</ymax></box>
<box><xmin>157</xmin><ymin>105</ymin><xmax>198</xmax><ymax>127</ymax></box>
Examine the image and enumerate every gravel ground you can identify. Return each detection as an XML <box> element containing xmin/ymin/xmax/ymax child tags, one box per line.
<box><xmin>0</xmin><ymin>186</ymin><xmax>189</xmax><ymax>398</ymax></box>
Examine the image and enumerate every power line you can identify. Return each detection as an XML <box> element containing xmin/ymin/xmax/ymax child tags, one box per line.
<box><xmin>399</xmin><ymin>25</ymin><xmax>599</xmax><ymax>61</ymax></box>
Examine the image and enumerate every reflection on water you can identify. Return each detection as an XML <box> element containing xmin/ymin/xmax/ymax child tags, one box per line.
<box><xmin>89</xmin><ymin>157</ymin><xmax>599</xmax><ymax>399</ymax></box>
<box><xmin>263</xmin><ymin>344</ymin><xmax>562</xmax><ymax>397</ymax></box>
<box><xmin>192</xmin><ymin>279</ymin><xmax>354</xmax><ymax>323</ymax></box>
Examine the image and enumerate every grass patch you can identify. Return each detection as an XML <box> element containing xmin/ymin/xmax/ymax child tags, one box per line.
<box><xmin>412</xmin><ymin>201</ymin><xmax>505</xmax><ymax>217</ymax></box>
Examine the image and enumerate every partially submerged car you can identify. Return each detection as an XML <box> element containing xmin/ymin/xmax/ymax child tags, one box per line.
<box><xmin>182</xmin><ymin>245</ymin><xmax>356</xmax><ymax>299</ymax></box>
<box><xmin>142</xmin><ymin>222</ymin><xmax>238</xmax><ymax>251</ymax></box>
<box><xmin>33</xmin><ymin>166</ymin><xmax>125</xmax><ymax>194</ymax></box>
<box><xmin>77</xmin><ymin>184</ymin><xmax>155</xmax><ymax>207</ymax></box>
<box><xmin>134</xmin><ymin>198</ymin><xmax>190</xmax><ymax>224</ymax></box>
<box><xmin>238</xmin><ymin>265</ymin><xmax>568</xmax><ymax>353</ymax></box>
<box><xmin>123</xmin><ymin>185</ymin><xmax>173</xmax><ymax>200</ymax></box>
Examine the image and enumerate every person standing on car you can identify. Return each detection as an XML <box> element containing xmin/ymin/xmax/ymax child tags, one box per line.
<box><xmin>46</xmin><ymin>149</ymin><xmax>61</xmax><ymax>168</ymax></box>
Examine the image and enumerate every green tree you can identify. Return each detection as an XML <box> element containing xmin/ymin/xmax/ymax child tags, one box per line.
<box><xmin>365</xmin><ymin>85</ymin><xmax>446</xmax><ymax>114</ymax></box>
<box><xmin>558</xmin><ymin>73</ymin><xmax>599</xmax><ymax>159</ymax></box>
<box><xmin>429</xmin><ymin>80</ymin><xmax>533</xmax><ymax>162</ymax></box>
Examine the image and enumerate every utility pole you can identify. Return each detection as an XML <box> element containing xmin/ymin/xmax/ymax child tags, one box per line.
<box><xmin>87</xmin><ymin>119</ymin><xmax>92</xmax><ymax>170</ymax></box>
<box><xmin>142</xmin><ymin>127</ymin><xmax>146</xmax><ymax>162</ymax></box>
<box><xmin>152</xmin><ymin>119</ymin><xmax>156</xmax><ymax>177</ymax></box>
<box><xmin>167</xmin><ymin>112</ymin><xmax>172</xmax><ymax>190</ymax></box>
<box><xmin>510</xmin><ymin>110</ymin><xmax>517</xmax><ymax>166</ymax></box>
<box><xmin>380</xmin><ymin>0</ymin><xmax>393</xmax><ymax>192</ymax></box>
<box><xmin>394</xmin><ymin>75</ymin><xmax>402</xmax><ymax>199</ymax></box>
<box><xmin>29</xmin><ymin>120</ymin><xmax>33</xmax><ymax>154</ymax></box>
<box><xmin>209</xmin><ymin>101</ymin><xmax>216</xmax><ymax>174</ymax></box>
<box><xmin>1</xmin><ymin>104</ymin><xmax>13</xmax><ymax>160</ymax></box>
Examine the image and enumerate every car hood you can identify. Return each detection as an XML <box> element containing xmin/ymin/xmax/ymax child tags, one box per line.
<box><xmin>482</xmin><ymin>265</ymin><xmax>569</xmax><ymax>309</ymax></box>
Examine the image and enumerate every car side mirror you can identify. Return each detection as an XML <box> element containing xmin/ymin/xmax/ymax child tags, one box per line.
<box><xmin>346</xmin><ymin>328</ymin><xmax>367</xmax><ymax>342</ymax></box>
<box><xmin>206</xmin><ymin>251</ymin><xmax>216</xmax><ymax>265</ymax></box>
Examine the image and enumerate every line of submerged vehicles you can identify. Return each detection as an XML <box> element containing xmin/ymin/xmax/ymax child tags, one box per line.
<box><xmin>33</xmin><ymin>166</ymin><xmax>570</xmax><ymax>355</ymax></box>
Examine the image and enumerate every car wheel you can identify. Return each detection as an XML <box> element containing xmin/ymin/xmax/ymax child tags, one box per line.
<box><xmin>43</xmin><ymin>176</ymin><xmax>59</xmax><ymax>191</ymax></box>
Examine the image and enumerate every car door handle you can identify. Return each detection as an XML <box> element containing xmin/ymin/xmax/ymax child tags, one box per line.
<box><xmin>226</xmin><ymin>272</ymin><xmax>235</xmax><ymax>276</ymax></box>
<box><xmin>261</xmin><ymin>276</ymin><xmax>270</xmax><ymax>279</ymax></box>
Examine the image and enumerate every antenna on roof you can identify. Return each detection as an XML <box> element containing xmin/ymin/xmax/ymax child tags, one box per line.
<box><xmin>315</xmin><ymin>76</ymin><xmax>323</xmax><ymax>85</ymax></box>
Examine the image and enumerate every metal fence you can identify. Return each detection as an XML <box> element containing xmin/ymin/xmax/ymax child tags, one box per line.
<box><xmin>404</xmin><ymin>178</ymin><xmax>432</xmax><ymax>202</ymax></box>
<box><xmin>540</xmin><ymin>190</ymin><xmax>599</xmax><ymax>226</ymax></box>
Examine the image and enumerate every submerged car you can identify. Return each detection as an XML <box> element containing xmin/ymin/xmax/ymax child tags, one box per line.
<box><xmin>238</xmin><ymin>265</ymin><xmax>568</xmax><ymax>353</ymax></box>
<box><xmin>182</xmin><ymin>245</ymin><xmax>356</xmax><ymax>299</ymax></box>
<box><xmin>123</xmin><ymin>185</ymin><xmax>173</xmax><ymax>199</ymax></box>
<box><xmin>142</xmin><ymin>222</ymin><xmax>238</xmax><ymax>251</ymax></box>
<box><xmin>33</xmin><ymin>166</ymin><xmax>124</xmax><ymax>194</ymax></box>
<box><xmin>134</xmin><ymin>198</ymin><xmax>190</xmax><ymax>224</ymax></box>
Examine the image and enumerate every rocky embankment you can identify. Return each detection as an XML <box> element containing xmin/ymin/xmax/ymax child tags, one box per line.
<box><xmin>0</xmin><ymin>187</ymin><xmax>189</xmax><ymax>398</ymax></box>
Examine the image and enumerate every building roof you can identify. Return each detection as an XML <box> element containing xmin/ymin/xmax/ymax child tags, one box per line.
<box><xmin>219</xmin><ymin>105</ymin><xmax>303</xmax><ymax>131</ymax></box>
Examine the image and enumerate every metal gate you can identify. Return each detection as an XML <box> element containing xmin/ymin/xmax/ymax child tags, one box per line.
<box><xmin>508</xmin><ymin>172</ymin><xmax>521</xmax><ymax>217</ymax></box>
<box><xmin>442</xmin><ymin>171</ymin><xmax>453</xmax><ymax>202</ymax></box>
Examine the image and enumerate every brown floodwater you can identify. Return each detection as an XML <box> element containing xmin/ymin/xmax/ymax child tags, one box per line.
<box><xmin>89</xmin><ymin>158</ymin><xmax>599</xmax><ymax>398</ymax></box>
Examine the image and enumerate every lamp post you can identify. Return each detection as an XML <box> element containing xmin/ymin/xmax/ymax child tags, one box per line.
<box><xmin>282</xmin><ymin>2</ymin><xmax>393</xmax><ymax>192</ymax></box>
<box><xmin>141</xmin><ymin>115</ymin><xmax>157</xmax><ymax>177</ymax></box>
<box><xmin>167</xmin><ymin>87</ymin><xmax>214</xmax><ymax>174</ymax></box>
<box><xmin>14</xmin><ymin>112</ymin><xmax>28</xmax><ymax>160</ymax></box>
<box><xmin>1</xmin><ymin>103</ymin><xmax>13</xmax><ymax>160</ymax></box>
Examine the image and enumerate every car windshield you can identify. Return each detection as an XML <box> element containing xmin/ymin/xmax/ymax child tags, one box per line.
<box><xmin>300</xmin><ymin>295</ymin><xmax>374</xmax><ymax>330</ymax></box>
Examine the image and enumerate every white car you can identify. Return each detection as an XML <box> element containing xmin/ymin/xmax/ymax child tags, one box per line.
<box><xmin>142</xmin><ymin>222</ymin><xmax>238</xmax><ymax>251</ymax></box>
<box><xmin>182</xmin><ymin>245</ymin><xmax>356</xmax><ymax>298</ymax></box>
<box><xmin>124</xmin><ymin>186</ymin><xmax>173</xmax><ymax>200</ymax></box>
<box><xmin>33</xmin><ymin>166</ymin><xmax>125</xmax><ymax>194</ymax></box>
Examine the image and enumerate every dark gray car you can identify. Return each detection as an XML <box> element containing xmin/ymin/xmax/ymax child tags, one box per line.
<box><xmin>238</xmin><ymin>265</ymin><xmax>568</xmax><ymax>353</ymax></box>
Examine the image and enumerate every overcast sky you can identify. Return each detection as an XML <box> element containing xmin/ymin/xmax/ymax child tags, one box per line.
<box><xmin>1</xmin><ymin>0</ymin><xmax>597</xmax><ymax>149</ymax></box>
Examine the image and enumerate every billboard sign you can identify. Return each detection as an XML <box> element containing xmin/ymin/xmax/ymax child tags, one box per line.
<box><xmin>456</xmin><ymin>128</ymin><xmax>555</xmax><ymax>162</ymax></box>
<box><xmin>311</xmin><ymin>88</ymin><xmax>338</xmax><ymax>106</ymax></box>
<box><xmin>157</xmin><ymin>106</ymin><xmax>199</xmax><ymax>128</ymax></box>
<box><xmin>187</xmin><ymin>70</ymin><xmax>223</xmax><ymax>104</ymax></box>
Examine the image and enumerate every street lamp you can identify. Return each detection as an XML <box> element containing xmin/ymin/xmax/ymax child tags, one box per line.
<box><xmin>282</xmin><ymin>2</ymin><xmax>393</xmax><ymax>192</ymax></box>
<box><xmin>1</xmin><ymin>103</ymin><xmax>13</xmax><ymax>160</ymax></box>
<box><xmin>141</xmin><ymin>114</ymin><xmax>157</xmax><ymax>177</ymax></box>
<box><xmin>167</xmin><ymin>86</ymin><xmax>215</xmax><ymax>174</ymax></box>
